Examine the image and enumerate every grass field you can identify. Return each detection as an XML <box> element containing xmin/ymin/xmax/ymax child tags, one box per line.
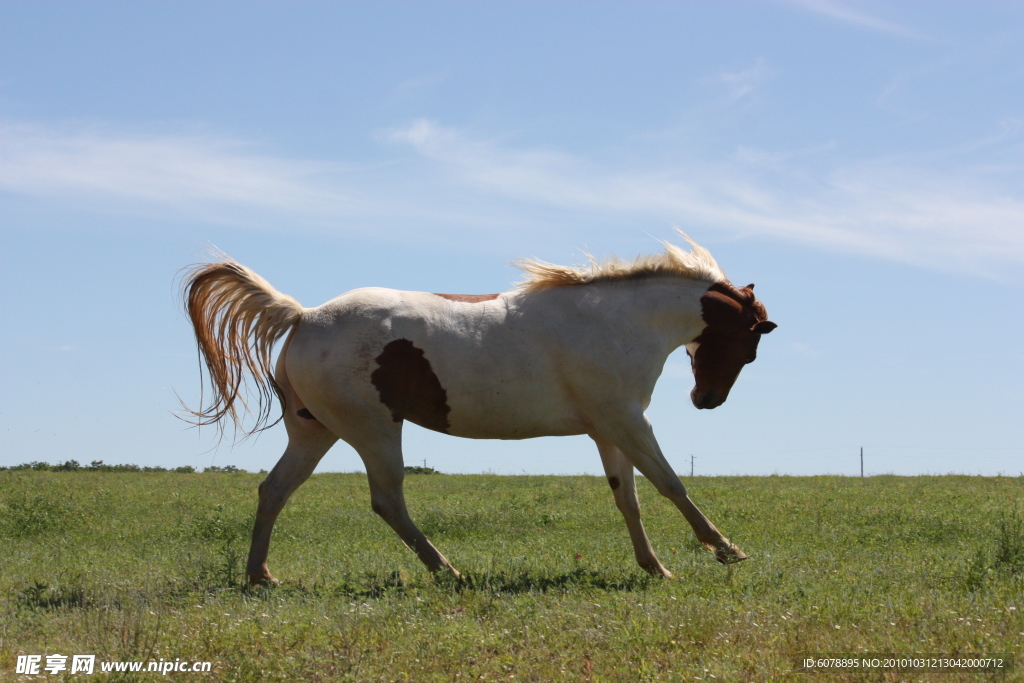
<box><xmin>1</xmin><ymin>470</ymin><xmax>1022</xmax><ymax>681</ymax></box>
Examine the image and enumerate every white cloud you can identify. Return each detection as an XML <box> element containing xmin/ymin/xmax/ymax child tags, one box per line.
<box><xmin>715</xmin><ymin>58</ymin><xmax>774</xmax><ymax>100</ymax></box>
<box><xmin>2</xmin><ymin>118</ymin><xmax>1022</xmax><ymax>274</ymax></box>
<box><xmin>0</xmin><ymin>121</ymin><xmax>366</xmax><ymax>223</ymax></box>
<box><xmin>779</xmin><ymin>0</ymin><xmax>919</xmax><ymax>38</ymax></box>
<box><xmin>386</xmin><ymin>119</ymin><xmax>1024</xmax><ymax>273</ymax></box>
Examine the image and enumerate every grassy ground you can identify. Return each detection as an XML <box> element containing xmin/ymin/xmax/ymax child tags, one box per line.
<box><xmin>1</xmin><ymin>470</ymin><xmax>1021</xmax><ymax>681</ymax></box>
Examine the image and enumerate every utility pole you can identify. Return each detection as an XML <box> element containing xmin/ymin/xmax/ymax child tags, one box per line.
<box><xmin>690</xmin><ymin>454</ymin><xmax>695</xmax><ymax>478</ymax></box>
<box><xmin>860</xmin><ymin>447</ymin><xmax>863</xmax><ymax>478</ymax></box>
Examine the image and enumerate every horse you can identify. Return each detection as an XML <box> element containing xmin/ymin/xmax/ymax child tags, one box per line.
<box><xmin>180</xmin><ymin>234</ymin><xmax>776</xmax><ymax>585</ymax></box>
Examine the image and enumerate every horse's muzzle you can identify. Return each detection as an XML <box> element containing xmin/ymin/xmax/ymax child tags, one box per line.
<box><xmin>690</xmin><ymin>389</ymin><xmax>725</xmax><ymax>410</ymax></box>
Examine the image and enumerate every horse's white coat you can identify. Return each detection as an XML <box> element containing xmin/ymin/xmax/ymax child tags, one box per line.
<box><xmin>181</xmin><ymin>238</ymin><xmax>774</xmax><ymax>584</ymax></box>
<box><xmin>291</xmin><ymin>278</ymin><xmax>709</xmax><ymax>442</ymax></box>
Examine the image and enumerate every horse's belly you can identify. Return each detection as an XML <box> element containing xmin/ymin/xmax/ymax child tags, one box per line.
<box><xmin>442</xmin><ymin>389</ymin><xmax>589</xmax><ymax>440</ymax></box>
<box><xmin>443</xmin><ymin>411</ymin><xmax>588</xmax><ymax>440</ymax></box>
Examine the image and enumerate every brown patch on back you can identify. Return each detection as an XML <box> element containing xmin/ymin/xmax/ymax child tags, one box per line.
<box><xmin>608</xmin><ymin>476</ymin><xmax>620</xmax><ymax>491</ymax></box>
<box><xmin>370</xmin><ymin>339</ymin><xmax>451</xmax><ymax>433</ymax></box>
<box><xmin>433</xmin><ymin>293</ymin><xmax>500</xmax><ymax>303</ymax></box>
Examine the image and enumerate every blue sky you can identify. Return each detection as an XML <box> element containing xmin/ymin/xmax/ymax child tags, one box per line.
<box><xmin>1</xmin><ymin>1</ymin><xmax>1022</xmax><ymax>476</ymax></box>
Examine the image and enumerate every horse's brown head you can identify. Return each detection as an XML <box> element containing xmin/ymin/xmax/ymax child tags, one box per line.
<box><xmin>687</xmin><ymin>281</ymin><xmax>776</xmax><ymax>410</ymax></box>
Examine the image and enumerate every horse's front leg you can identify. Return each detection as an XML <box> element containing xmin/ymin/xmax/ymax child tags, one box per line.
<box><xmin>593</xmin><ymin>436</ymin><xmax>673</xmax><ymax>577</ymax></box>
<box><xmin>596</xmin><ymin>411</ymin><xmax>747</xmax><ymax>565</ymax></box>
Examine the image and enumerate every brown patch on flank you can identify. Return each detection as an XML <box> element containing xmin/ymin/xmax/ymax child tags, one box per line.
<box><xmin>296</xmin><ymin>408</ymin><xmax>316</xmax><ymax>420</ymax></box>
<box><xmin>608</xmin><ymin>476</ymin><xmax>620</xmax><ymax>491</ymax></box>
<box><xmin>690</xmin><ymin>281</ymin><xmax>777</xmax><ymax>409</ymax></box>
<box><xmin>433</xmin><ymin>293</ymin><xmax>500</xmax><ymax>303</ymax></box>
<box><xmin>370</xmin><ymin>339</ymin><xmax>451</xmax><ymax>433</ymax></box>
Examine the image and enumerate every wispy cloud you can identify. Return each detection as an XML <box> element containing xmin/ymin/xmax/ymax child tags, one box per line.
<box><xmin>388</xmin><ymin>119</ymin><xmax>1024</xmax><ymax>273</ymax></box>
<box><xmin>715</xmin><ymin>58</ymin><xmax>774</xmax><ymax>100</ymax></box>
<box><xmin>779</xmin><ymin>0</ymin><xmax>919</xmax><ymax>38</ymax></box>
<box><xmin>2</xmin><ymin>118</ymin><xmax>1022</xmax><ymax>274</ymax></box>
<box><xmin>0</xmin><ymin>121</ymin><xmax>367</xmax><ymax>224</ymax></box>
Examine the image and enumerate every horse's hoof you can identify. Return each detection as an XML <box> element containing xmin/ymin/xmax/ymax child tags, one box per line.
<box><xmin>248</xmin><ymin>573</ymin><xmax>281</xmax><ymax>587</ymax></box>
<box><xmin>715</xmin><ymin>545</ymin><xmax>748</xmax><ymax>565</ymax></box>
<box><xmin>641</xmin><ymin>562</ymin><xmax>674</xmax><ymax>578</ymax></box>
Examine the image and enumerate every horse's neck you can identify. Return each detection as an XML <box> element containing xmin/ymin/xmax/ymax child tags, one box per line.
<box><xmin>564</xmin><ymin>277</ymin><xmax>709</xmax><ymax>351</ymax></box>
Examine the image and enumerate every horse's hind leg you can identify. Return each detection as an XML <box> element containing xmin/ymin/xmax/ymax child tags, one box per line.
<box><xmin>593</xmin><ymin>436</ymin><xmax>672</xmax><ymax>578</ymax></box>
<box><xmin>246</xmin><ymin>414</ymin><xmax>337</xmax><ymax>586</ymax></box>
<box><xmin>354</xmin><ymin>430</ymin><xmax>460</xmax><ymax>577</ymax></box>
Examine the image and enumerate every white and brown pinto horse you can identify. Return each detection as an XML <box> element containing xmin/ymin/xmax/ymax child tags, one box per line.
<box><xmin>182</xmin><ymin>236</ymin><xmax>776</xmax><ymax>585</ymax></box>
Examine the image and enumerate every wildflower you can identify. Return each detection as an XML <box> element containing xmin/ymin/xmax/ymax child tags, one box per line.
<box><xmin>575</xmin><ymin>554</ymin><xmax>582</xmax><ymax>559</ymax></box>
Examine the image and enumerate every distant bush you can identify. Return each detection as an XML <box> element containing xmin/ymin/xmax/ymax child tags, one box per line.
<box><xmin>0</xmin><ymin>460</ymin><xmax>242</xmax><ymax>473</ymax></box>
<box><xmin>2</xmin><ymin>462</ymin><xmax>58</xmax><ymax>472</ymax></box>
<box><xmin>404</xmin><ymin>466</ymin><xmax>442</xmax><ymax>475</ymax></box>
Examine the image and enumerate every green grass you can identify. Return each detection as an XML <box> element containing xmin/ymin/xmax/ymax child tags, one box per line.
<box><xmin>1</xmin><ymin>471</ymin><xmax>1022</xmax><ymax>681</ymax></box>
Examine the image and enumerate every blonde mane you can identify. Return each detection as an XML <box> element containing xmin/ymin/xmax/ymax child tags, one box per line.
<box><xmin>516</xmin><ymin>232</ymin><xmax>726</xmax><ymax>292</ymax></box>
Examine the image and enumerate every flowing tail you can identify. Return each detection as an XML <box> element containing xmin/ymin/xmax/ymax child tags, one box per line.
<box><xmin>180</xmin><ymin>254</ymin><xmax>304</xmax><ymax>439</ymax></box>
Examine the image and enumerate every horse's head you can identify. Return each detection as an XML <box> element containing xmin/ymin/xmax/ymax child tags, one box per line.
<box><xmin>686</xmin><ymin>282</ymin><xmax>776</xmax><ymax>410</ymax></box>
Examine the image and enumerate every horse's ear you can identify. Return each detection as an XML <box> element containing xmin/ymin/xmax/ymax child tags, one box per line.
<box><xmin>746</xmin><ymin>283</ymin><xmax>755</xmax><ymax>290</ymax></box>
<box><xmin>753</xmin><ymin>320</ymin><xmax>777</xmax><ymax>334</ymax></box>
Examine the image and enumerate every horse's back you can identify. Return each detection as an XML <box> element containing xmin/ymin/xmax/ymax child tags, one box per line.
<box><xmin>284</xmin><ymin>287</ymin><xmax>588</xmax><ymax>440</ymax></box>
